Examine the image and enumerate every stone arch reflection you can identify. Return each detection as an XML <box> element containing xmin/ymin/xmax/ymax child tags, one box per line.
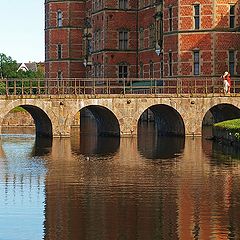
<box><xmin>71</xmin><ymin>128</ymin><xmax>120</xmax><ymax>157</ymax></box>
<box><xmin>137</xmin><ymin>104</ymin><xmax>185</xmax><ymax>159</ymax></box>
<box><xmin>138</xmin><ymin>133</ymin><xmax>185</xmax><ymax>160</ymax></box>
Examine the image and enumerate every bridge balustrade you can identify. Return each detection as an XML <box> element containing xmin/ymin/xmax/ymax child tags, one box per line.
<box><xmin>0</xmin><ymin>77</ymin><xmax>239</xmax><ymax>96</ymax></box>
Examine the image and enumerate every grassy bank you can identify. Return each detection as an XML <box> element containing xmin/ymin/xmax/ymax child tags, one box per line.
<box><xmin>214</xmin><ymin>119</ymin><xmax>240</xmax><ymax>141</ymax></box>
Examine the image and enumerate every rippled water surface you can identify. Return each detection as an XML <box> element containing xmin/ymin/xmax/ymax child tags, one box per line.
<box><xmin>1</xmin><ymin>125</ymin><xmax>240</xmax><ymax>240</ymax></box>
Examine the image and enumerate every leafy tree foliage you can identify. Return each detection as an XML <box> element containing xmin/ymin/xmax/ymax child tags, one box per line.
<box><xmin>0</xmin><ymin>53</ymin><xmax>44</xmax><ymax>79</ymax></box>
<box><xmin>0</xmin><ymin>53</ymin><xmax>18</xmax><ymax>78</ymax></box>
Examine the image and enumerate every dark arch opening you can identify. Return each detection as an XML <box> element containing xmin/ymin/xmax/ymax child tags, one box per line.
<box><xmin>79</xmin><ymin>105</ymin><xmax>120</xmax><ymax>137</ymax></box>
<box><xmin>2</xmin><ymin>105</ymin><xmax>52</xmax><ymax>138</ymax></box>
<box><xmin>138</xmin><ymin>104</ymin><xmax>185</xmax><ymax>137</ymax></box>
<box><xmin>202</xmin><ymin>103</ymin><xmax>240</xmax><ymax>137</ymax></box>
<box><xmin>137</xmin><ymin>104</ymin><xmax>185</xmax><ymax>159</ymax></box>
<box><xmin>71</xmin><ymin>105</ymin><xmax>120</xmax><ymax>156</ymax></box>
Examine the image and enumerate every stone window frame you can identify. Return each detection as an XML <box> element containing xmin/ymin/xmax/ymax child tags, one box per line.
<box><xmin>119</xmin><ymin>0</ymin><xmax>128</xmax><ymax>10</ymax></box>
<box><xmin>155</xmin><ymin>12</ymin><xmax>163</xmax><ymax>50</ymax></box>
<box><xmin>193</xmin><ymin>3</ymin><xmax>200</xmax><ymax>30</ymax></box>
<box><xmin>149</xmin><ymin>60</ymin><xmax>154</xmax><ymax>78</ymax></box>
<box><xmin>229</xmin><ymin>4</ymin><xmax>235</xmax><ymax>29</ymax></box>
<box><xmin>149</xmin><ymin>24</ymin><xmax>156</xmax><ymax>48</ymax></box>
<box><xmin>139</xmin><ymin>27</ymin><xmax>144</xmax><ymax>50</ymax></box>
<box><xmin>168</xmin><ymin>51</ymin><xmax>173</xmax><ymax>76</ymax></box>
<box><xmin>168</xmin><ymin>6</ymin><xmax>173</xmax><ymax>32</ymax></box>
<box><xmin>229</xmin><ymin>49</ymin><xmax>235</xmax><ymax>75</ymax></box>
<box><xmin>119</xmin><ymin>30</ymin><xmax>129</xmax><ymax>50</ymax></box>
<box><xmin>139</xmin><ymin>62</ymin><xmax>144</xmax><ymax>78</ymax></box>
<box><xmin>57</xmin><ymin>70</ymin><xmax>62</xmax><ymax>80</ymax></box>
<box><xmin>193</xmin><ymin>50</ymin><xmax>200</xmax><ymax>75</ymax></box>
<box><xmin>160</xmin><ymin>60</ymin><xmax>164</xmax><ymax>78</ymax></box>
<box><xmin>94</xmin><ymin>29</ymin><xmax>101</xmax><ymax>51</ymax></box>
<box><xmin>57</xmin><ymin>10</ymin><xmax>63</xmax><ymax>27</ymax></box>
<box><xmin>118</xmin><ymin>62</ymin><xmax>129</xmax><ymax>79</ymax></box>
<box><xmin>57</xmin><ymin>44</ymin><xmax>62</xmax><ymax>59</ymax></box>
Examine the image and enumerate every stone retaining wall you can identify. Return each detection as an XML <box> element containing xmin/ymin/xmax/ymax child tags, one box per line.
<box><xmin>2</xmin><ymin>111</ymin><xmax>34</xmax><ymax>126</ymax></box>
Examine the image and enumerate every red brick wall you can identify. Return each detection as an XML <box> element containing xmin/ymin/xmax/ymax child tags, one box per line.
<box><xmin>45</xmin><ymin>0</ymin><xmax>85</xmax><ymax>78</ymax></box>
<box><xmin>45</xmin><ymin>0</ymin><xmax>240</xmax><ymax>79</ymax></box>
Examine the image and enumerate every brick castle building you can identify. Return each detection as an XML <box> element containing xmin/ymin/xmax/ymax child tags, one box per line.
<box><xmin>45</xmin><ymin>0</ymin><xmax>240</xmax><ymax>79</ymax></box>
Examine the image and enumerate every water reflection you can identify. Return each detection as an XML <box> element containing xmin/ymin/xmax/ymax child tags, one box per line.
<box><xmin>32</xmin><ymin>136</ymin><xmax>52</xmax><ymax>157</ymax></box>
<box><xmin>1</xmin><ymin>127</ymin><xmax>240</xmax><ymax>239</ymax></box>
<box><xmin>138</xmin><ymin>122</ymin><xmax>185</xmax><ymax>159</ymax></box>
<box><xmin>0</xmin><ymin>134</ymin><xmax>46</xmax><ymax>240</ymax></box>
<box><xmin>71</xmin><ymin>128</ymin><xmax>120</xmax><ymax>157</ymax></box>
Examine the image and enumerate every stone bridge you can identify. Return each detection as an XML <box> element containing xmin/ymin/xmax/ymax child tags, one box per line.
<box><xmin>0</xmin><ymin>94</ymin><xmax>240</xmax><ymax>138</ymax></box>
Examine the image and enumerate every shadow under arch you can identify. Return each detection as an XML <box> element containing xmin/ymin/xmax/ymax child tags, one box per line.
<box><xmin>204</xmin><ymin>103</ymin><xmax>240</xmax><ymax>124</ymax></box>
<box><xmin>3</xmin><ymin>105</ymin><xmax>53</xmax><ymax>138</ymax></box>
<box><xmin>79</xmin><ymin>105</ymin><xmax>120</xmax><ymax>137</ymax></box>
<box><xmin>138</xmin><ymin>104</ymin><xmax>185</xmax><ymax>136</ymax></box>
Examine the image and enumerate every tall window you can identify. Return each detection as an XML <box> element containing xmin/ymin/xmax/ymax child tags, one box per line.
<box><xmin>119</xmin><ymin>31</ymin><xmax>128</xmax><ymax>50</ymax></box>
<box><xmin>169</xmin><ymin>7</ymin><xmax>173</xmax><ymax>32</ymax></box>
<box><xmin>229</xmin><ymin>50</ymin><xmax>235</xmax><ymax>75</ymax></box>
<box><xmin>57</xmin><ymin>71</ymin><xmax>62</xmax><ymax>80</ymax></box>
<box><xmin>149</xmin><ymin>24</ymin><xmax>155</xmax><ymax>48</ymax></box>
<box><xmin>149</xmin><ymin>61</ymin><xmax>154</xmax><ymax>78</ymax></box>
<box><xmin>139</xmin><ymin>28</ymin><xmax>144</xmax><ymax>49</ymax></box>
<box><xmin>119</xmin><ymin>65</ymin><xmax>128</xmax><ymax>78</ymax></box>
<box><xmin>168</xmin><ymin>52</ymin><xmax>172</xmax><ymax>76</ymax></box>
<box><xmin>193</xmin><ymin>50</ymin><xmax>200</xmax><ymax>75</ymax></box>
<box><xmin>194</xmin><ymin>5</ymin><xmax>200</xmax><ymax>29</ymax></box>
<box><xmin>94</xmin><ymin>30</ymin><xmax>101</xmax><ymax>51</ymax></box>
<box><xmin>160</xmin><ymin>60</ymin><xmax>164</xmax><ymax>78</ymax></box>
<box><xmin>230</xmin><ymin>5</ymin><xmax>235</xmax><ymax>28</ymax></box>
<box><xmin>57</xmin><ymin>44</ymin><xmax>62</xmax><ymax>59</ymax></box>
<box><xmin>139</xmin><ymin>62</ymin><xmax>143</xmax><ymax>78</ymax></box>
<box><xmin>119</xmin><ymin>0</ymin><xmax>128</xmax><ymax>9</ymax></box>
<box><xmin>57</xmin><ymin>10</ymin><xmax>62</xmax><ymax>27</ymax></box>
<box><xmin>156</xmin><ymin>13</ymin><xmax>163</xmax><ymax>49</ymax></box>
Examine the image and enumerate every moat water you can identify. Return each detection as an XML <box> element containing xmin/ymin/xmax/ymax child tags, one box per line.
<box><xmin>1</xmin><ymin>123</ymin><xmax>240</xmax><ymax>240</ymax></box>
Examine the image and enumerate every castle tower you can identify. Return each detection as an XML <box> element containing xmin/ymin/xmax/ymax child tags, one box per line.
<box><xmin>45</xmin><ymin>0</ymin><xmax>86</xmax><ymax>78</ymax></box>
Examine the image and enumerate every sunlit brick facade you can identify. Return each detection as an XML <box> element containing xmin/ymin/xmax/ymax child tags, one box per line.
<box><xmin>45</xmin><ymin>0</ymin><xmax>240</xmax><ymax>79</ymax></box>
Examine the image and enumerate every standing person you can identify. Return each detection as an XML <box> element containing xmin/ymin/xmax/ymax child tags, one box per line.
<box><xmin>226</xmin><ymin>72</ymin><xmax>231</xmax><ymax>93</ymax></box>
<box><xmin>222</xmin><ymin>71</ymin><xmax>230</xmax><ymax>94</ymax></box>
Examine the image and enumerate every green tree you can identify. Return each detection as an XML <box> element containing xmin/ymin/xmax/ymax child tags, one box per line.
<box><xmin>0</xmin><ymin>53</ymin><xmax>18</xmax><ymax>78</ymax></box>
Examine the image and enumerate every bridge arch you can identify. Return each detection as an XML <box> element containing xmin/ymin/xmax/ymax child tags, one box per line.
<box><xmin>73</xmin><ymin>105</ymin><xmax>120</xmax><ymax>137</ymax></box>
<box><xmin>202</xmin><ymin>103</ymin><xmax>240</xmax><ymax>125</ymax></box>
<box><xmin>0</xmin><ymin>101</ymin><xmax>53</xmax><ymax>138</ymax></box>
<box><xmin>137</xmin><ymin>104</ymin><xmax>185</xmax><ymax>136</ymax></box>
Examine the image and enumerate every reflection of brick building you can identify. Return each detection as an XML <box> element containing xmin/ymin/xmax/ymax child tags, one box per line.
<box><xmin>45</xmin><ymin>0</ymin><xmax>240</xmax><ymax>79</ymax></box>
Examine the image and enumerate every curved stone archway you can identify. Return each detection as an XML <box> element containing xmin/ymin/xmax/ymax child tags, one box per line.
<box><xmin>0</xmin><ymin>101</ymin><xmax>54</xmax><ymax>138</ymax></box>
<box><xmin>1</xmin><ymin>105</ymin><xmax>53</xmax><ymax>137</ymax></box>
<box><xmin>21</xmin><ymin>105</ymin><xmax>52</xmax><ymax>137</ymax></box>
<box><xmin>204</xmin><ymin>103</ymin><xmax>240</xmax><ymax>123</ymax></box>
<box><xmin>75</xmin><ymin>105</ymin><xmax>120</xmax><ymax>137</ymax></box>
<box><xmin>138</xmin><ymin>104</ymin><xmax>185</xmax><ymax>136</ymax></box>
